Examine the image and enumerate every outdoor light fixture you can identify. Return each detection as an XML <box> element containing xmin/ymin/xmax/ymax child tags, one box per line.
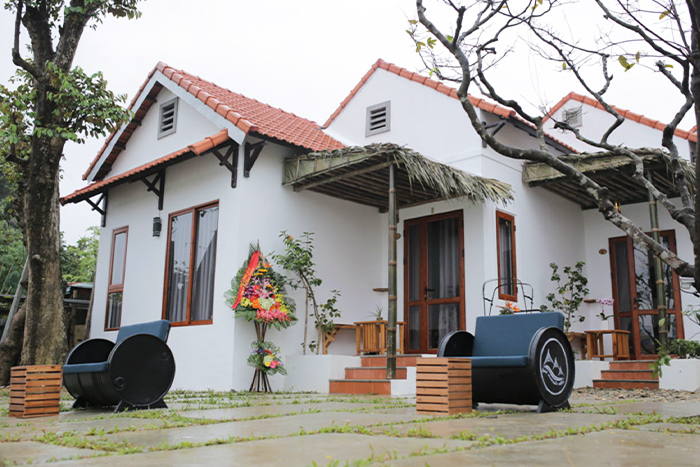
<box><xmin>153</xmin><ymin>216</ymin><xmax>162</xmax><ymax>237</ymax></box>
<box><xmin>614</xmin><ymin>201</ymin><xmax>621</xmax><ymax>213</ymax></box>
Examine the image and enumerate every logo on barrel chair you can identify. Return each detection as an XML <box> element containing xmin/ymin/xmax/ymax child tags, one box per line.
<box><xmin>539</xmin><ymin>338</ymin><xmax>569</xmax><ymax>396</ymax></box>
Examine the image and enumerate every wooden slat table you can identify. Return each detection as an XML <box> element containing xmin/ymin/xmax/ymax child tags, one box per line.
<box><xmin>416</xmin><ymin>358</ymin><xmax>472</xmax><ymax>415</ymax></box>
<box><xmin>354</xmin><ymin>320</ymin><xmax>404</xmax><ymax>355</ymax></box>
<box><xmin>10</xmin><ymin>365</ymin><xmax>62</xmax><ymax>418</ymax></box>
<box><xmin>585</xmin><ymin>330</ymin><xmax>631</xmax><ymax>360</ymax></box>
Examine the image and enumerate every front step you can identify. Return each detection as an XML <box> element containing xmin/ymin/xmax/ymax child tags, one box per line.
<box><xmin>593</xmin><ymin>379</ymin><xmax>659</xmax><ymax>390</ymax></box>
<box><xmin>329</xmin><ymin>355</ymin><xmax>424</xmax><ymax>395</ymax></box>
<box><xmin>593</xmin><ymin>360</ymin><xmax>659</xmax><ymax>390</ymax></box>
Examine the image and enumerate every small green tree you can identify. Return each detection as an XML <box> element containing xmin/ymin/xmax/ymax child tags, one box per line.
<box><xmin>61</xmin><ymin>226</ymin><xmax>99</xmax><ymax>283</ymax></box>
<box><xmin>273</xmin><ymin>231</ymin><xmax>341</xmax><ymax>355</ymax></box>
<box><xmin>540</xmin><ymin>261</ymin><xmax>590</xmax><ymax>333</ymax></box>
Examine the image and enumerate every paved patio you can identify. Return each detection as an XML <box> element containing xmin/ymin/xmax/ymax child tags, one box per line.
<box><xmin>1</xmin><ymin>388</ymin><xmax>699</xmax><ymax>466</ymax></box>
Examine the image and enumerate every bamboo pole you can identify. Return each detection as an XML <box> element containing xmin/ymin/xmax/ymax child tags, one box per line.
<box><xmin>648</xmin><ymin>179</ymin><xmax>668</xmax><ymax>349</ymax></box>
<box><xmin>386</xmin><ymin>164</ymin><xmax>397</xmax><ymax>380</ymax></box>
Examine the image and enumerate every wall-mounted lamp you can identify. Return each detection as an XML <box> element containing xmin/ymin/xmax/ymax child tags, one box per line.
<box><xmin>153</xmin><ymin>216</ymin><xmax>162</xmax><ymax>237</ymax></box>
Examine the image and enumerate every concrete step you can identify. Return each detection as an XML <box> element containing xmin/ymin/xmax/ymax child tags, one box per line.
<box><xmin>609</xmin><ymin>360</ymin><xmax>654</xmax><ymax>371</ymax></box>
<box><xmin>600</xmin><ymin>370</ymin><xmax>657</xmax><ymax>381</ymax></box>
<box><xmin>593</xmin><ymin>379</ymin><xmax>659</xmax><ymax>390</ymax></box>
<box><xmin>328</xmin><ymin>379</ymin><xmax>392</xmax><ymax>395</ymax></box>
<box><xmin>345</xmin><ymin>367</ymin><xmax>408</xmax><ymax>380</ymax></box>
<box><xmin>361</xmin><ymin>355</ymin><xmax>420</xmax><ymax>368</ymax></box>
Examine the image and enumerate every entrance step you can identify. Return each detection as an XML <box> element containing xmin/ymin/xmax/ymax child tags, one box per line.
<box><xmin>360</xmin><ymin>355</ymin><xmax>420</xmax><ymax>368</ymax></box>
<box><xmin>593</xmin><ymin>379</ymin><xmax>659</xmax><ymax>390</ymax></box>
<box><xmin>593</xmin><ymin>360</ymin><xmax>658</xmax><ymax>390</ymax></box>
<box><xmin>329</xmin><ymin>355</ymin><xmax>424</xmax><ymax>395</ymax></box>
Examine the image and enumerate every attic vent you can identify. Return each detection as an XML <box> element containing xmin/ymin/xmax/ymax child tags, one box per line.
<box><xmin>366</xmin><ymin>101</ymin><xmax>391</xmax><ymax>136</ymax></box>
<box><xmin>562</xmin><ymin>107</ymin><xmax>582</xmax><ymax>128</ymax></box>
<box><xmin>158</xmin><ymin>98</ymin><xmax>178</xmax><ymax>138</ymax></box>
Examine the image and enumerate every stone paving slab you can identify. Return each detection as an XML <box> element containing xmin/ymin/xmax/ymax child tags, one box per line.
<box><xmin>600</xmin><ymin>401</ymin><xmax>700</xmax><ymax>417</ymax></box>
<box><xmin>50</xmin><ymin>433</ymin><xmax>469</xmax><ymax>466</ymax></box>
<box><xmin>104</xmin><ymin>411</ymin><xmax>426</xmax><ymax>448</ymax></box>
<box><xmin>0</xmin><ymin>441</ymin><xmax>105</xmax><ymax>465</ymax></box>
<box><xmin>374</xmin><ymin>412</ymin><xmax>627</xmax><ymax>439</ymax></box>
<box><xmin>632</xmin><ymin>422</ymin><xmax>700</xmax><ymax>434</ymax></box>
<box><xmin>2</xmin><ymin>417</ymin><xmax>169</xmax><ymax>442</ymax></box>
<box><xmin>386</xmin><ymin>429</ymin><xmax>700</xmax><ymax>466</ymax></box>
<box><xmin>176</xmin><ymin>402</ymin><xmax>378</xmax><ymax>420</ymax></box>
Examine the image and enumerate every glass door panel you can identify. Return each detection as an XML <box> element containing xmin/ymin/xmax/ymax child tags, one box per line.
<box><xmin>404</xmin><ymin>211</ymin><xmax>464</xmax><ymax>353</ymax></box>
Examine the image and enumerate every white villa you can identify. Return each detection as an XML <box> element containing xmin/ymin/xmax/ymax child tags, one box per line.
<box><xmin>62</xmin><ymin>59</ymin><xmax>700</xmax><ymax>393</ymax></box>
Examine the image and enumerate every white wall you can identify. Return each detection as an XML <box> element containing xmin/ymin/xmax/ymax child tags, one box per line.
<box><xmin>543</xmin><ymin>101</ymin><xmax>694</xmax><ymax>160</ymax></box>
<box><xmin>91</xmin><ymin>136</ymin><xmax>386</xmax><ymax>391</ymax></box>
<box><xmin>107</xmin><ymin>87</ymin><xmax>221</xmax><ymax>178</ymax></box>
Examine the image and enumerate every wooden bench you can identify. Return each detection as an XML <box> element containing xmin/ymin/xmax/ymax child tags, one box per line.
<box><xmin>322</xmin><ymin>323</ymin><xmax>356</xmax><ymax>354</ymax></box>
<box><xmin>438</xmin><ymin>312</ymin><xmax>575</xmax><ymax>413</ymax></box>
<box><xmin>585</xmin><ymin>329</ymin><xmax>630</xmax><ymax>360</ymax></box>
<box><xmin>354</xmin><ymin>320</ymin><xmax>405</xmax><ymax>355</ymax></box>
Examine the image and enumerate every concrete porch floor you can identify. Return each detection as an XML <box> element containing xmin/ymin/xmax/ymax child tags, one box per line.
<box><xmin>1</xmin><ymin>387</ymin><xmax>699</xmax><ymax>466</ymax></box>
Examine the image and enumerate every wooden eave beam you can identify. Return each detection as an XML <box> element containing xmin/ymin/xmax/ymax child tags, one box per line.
<box><xmin>209</xmin><ymin>141</ymin><xmax>240</xmax><ymax>188</ymax></box>
<box><xmin>292</xmin><ymin>160</ymin><xmax>394</xmax><ymax>192</ymax></box>
<box><xmin>140</xmin><ymin>170</ymin><xmax>166</xmax><ymax>211</ymax></box>
<box><xmin>244</xmin><ymin>141</ymin><xmax>267</xmax><ymax>178</ymax></box>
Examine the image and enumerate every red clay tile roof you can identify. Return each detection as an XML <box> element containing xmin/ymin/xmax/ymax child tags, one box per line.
<box><xmin>324</xmin><ymin>59</ymin><xmax>576</xmax><ymax>153</ymax></box>
<box><xmin>64</xmin><ymin>130</ymin><xmax>230</xmax><ymax>205</ymax></box>
<box><xmin>546</xmin><ymin>92</ymin><xmax>697</xmax><ymax>143</ymax></box>
<box><xmin>84</xmin><ymin>63</ymin><xmax>343</xmax><ymax>181</ymax></box>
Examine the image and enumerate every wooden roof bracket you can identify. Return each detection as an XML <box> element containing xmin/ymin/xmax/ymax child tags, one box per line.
<box><xmin>85</xmin><ymin>192</ymin><xmax>108</xmax><ymax>227</ymax></box>
<box><xmin>481</xmin><ymin>119</ymin><xmax>506</xmax><ymax>148</ymax></box>
<box><xmin>140</xmin><ymin>170</ymin><xmax>166</xmax><ymax>210</ymax></box>
<box><xmin>244</xmin><ymin>141</ymin><xmax>267</xmax><ymax>178</ymax></box>
<box><xmin>209</xmin><ymin>141</ymin><xmax>240</xmax><ymax>188</ymax></box>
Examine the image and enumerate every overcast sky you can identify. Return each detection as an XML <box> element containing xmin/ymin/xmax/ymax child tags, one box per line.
<box><xmin>1</xmin><ymin>0</ymin><xmax>693</xmax><ymax>244</ymax></box>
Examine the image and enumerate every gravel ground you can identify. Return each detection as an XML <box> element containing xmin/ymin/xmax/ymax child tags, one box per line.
<box><xmin>572</xmin><ymin>387</ymin><xmax>700</xmax><ymax>403</ymax></box>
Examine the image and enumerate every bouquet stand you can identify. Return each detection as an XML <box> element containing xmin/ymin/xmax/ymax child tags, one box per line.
<box><xmin>250</xmin><ymin>322</ymin><xmax>272</xmax><ymax>392</ymax></box>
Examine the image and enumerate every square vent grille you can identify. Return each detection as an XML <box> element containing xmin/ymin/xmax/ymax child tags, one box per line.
<box><xmin>158</xmin><ymin>98</ymin><xmax>178</xmax><ymax>138</ymax></box>
<box><xmin>366</xmin><ymin>101</ymin><xmax>391</xmax><ymax>136</ymax></box>
<box><xmin>562</xmin><ymin>107</ymin><xmax>582</xmax><ymax>128</ymax></box>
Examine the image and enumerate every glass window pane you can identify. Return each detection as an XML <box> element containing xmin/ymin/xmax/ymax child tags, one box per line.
<box><xmin>634</xmin><ymin>236</ymin><xmax>676</xmax><ymax>311</ymax></box>
<box><xmin>191</xmin><ymin>206</ymin><xmax>219</xmax><ymax>322</ymax></box>
<box><xmin>613</xmin><ymin>241</ymin><xmax>632</xmax><ymax>313</ymax></box>
<box><xmin>498</xmin><ymin>215</ymin><xmax>515</xmax><ymax>297</ymax></box>
<box><xmin>408</xmin><ymin>225</ymin><xmax>420</xmax><ymax>302</ymax></box>
<box><xmin>427</xmin><ymin>218</ymin><xmax>459</xmax><ymax>299</ymax></box>
<box><xmin>106</xmin><ymin>292</ymin><xmax>122</xmax><ymax>329</ymax></box>
<box><xmin>165</xmin><ymin>212</ymin><xmax>193</xmax><ymax>323</ymax></box>
<box><xmin>638</xmin><ymin>314</ymin><xmax>678</xmax><ymax>356</ymax></box>
<box><xmin>428</xmin><ymin>303</ymin><xmax>458</xmax><ymax>349</ymax></box>
<box><xmin>110</xmin><ymin>232</ymin><xmax>127</xmax><ymax>286</ymax></box>
<box><xmin>408</xmin><ymin>305</ymin><xmax>420</xmax><ymax>350</ymax></box>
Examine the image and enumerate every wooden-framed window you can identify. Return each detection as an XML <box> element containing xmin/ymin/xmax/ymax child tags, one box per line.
<box><xmin>163</xmin><ymin>201</ymin><xmax>219</xmax><ymax>326</ymax></box>
<box><xmin>105</xmin><ymin>227</ymin><xmax>128</xmax><ymax>331</ymax></box>
<box><xmin>496</xmin><ymin>211</ymin><xmax>517</xmax><ymax>301</ymax></box>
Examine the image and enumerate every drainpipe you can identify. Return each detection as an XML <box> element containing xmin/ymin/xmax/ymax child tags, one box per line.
<box><xmin>648</xmin><ymin>174</ymin><xmax>668</xmax><ymax>350</ymax></box>
<box><xmin>387</xmin><ymin>164</ymin><xmax>397</xmax><ymax>379</ymax></box>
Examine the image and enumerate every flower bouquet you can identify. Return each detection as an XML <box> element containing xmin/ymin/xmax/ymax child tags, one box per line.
<box><xmin>225</xmin><ymin>245</ymin><xmax>297</xmax><ymax>332</ymax></box>
<box><xmin>247</xmin><ymin>341</ymin><xmax>287</xmax><ymax>376</ymax></box>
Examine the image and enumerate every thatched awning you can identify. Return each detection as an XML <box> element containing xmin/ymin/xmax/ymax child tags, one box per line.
<box><xmin>283</xmin><ymin>143</ymin><xmax>513</xmax><ymax>211</ymax></box>
<box><xmin>522</xmin><ymin>152</ymin><xmax>694</xmax><ymax>209</ymax></box>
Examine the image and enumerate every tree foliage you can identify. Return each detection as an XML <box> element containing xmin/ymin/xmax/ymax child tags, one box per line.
<box><xmin>61</xmin><ymin>226</ymin><xmax>99</xmax><ymax>283</ymax></box>
<box><xmin>411</xmin><ymin>0</ymin><xmax>699</xmax><ymax>286</ymax></box>
<box><xmin>0</xmin><ymin>0</ymin><xmax>142</xmax><ymax>367</ymax></box>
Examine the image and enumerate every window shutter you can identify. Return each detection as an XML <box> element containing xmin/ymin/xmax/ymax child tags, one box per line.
<box><xmin>158</xmin><ymin>98</ymin><xmax>178</xmax><ymax>138</ymax></box>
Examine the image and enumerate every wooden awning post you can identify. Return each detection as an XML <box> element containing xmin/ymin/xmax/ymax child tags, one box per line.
<box><xmin>387</xmin><ymin>163</ymin><xmax>397</xmax><ymax>380</ymax></box>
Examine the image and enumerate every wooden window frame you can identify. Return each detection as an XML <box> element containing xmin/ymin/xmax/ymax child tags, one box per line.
<box><xmin>162</xmin><ymin>200</ymin><xmax>219</xmax><ymax>327</ymax></box>
<box><xmin>105</xmin><ymin>226</ymin><xmax>128</xmax><ymax>331</ymax></box>
<box><xmin>496</xmin><ymin>211</ymin><xmax>517</xmax><ymax>301</ymax></box>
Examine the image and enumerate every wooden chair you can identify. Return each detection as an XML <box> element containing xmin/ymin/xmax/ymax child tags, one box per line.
<box><xmin>354</xmin><ymin>320</ymin><xmax>405</xmax><ymax>355</ymax></box>
<box><xmin>585</xmin><ymin>330</ymin><xmax>630</xmax><ymax>360</ymax></box>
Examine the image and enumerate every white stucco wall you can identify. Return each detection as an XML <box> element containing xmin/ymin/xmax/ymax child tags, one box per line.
<box><xmin>543</xmin><ymin>100</ymin><xmax>694</xmax><ymax>160</ymax></box>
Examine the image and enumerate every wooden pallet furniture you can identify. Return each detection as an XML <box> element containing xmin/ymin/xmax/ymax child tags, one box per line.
<box><xmin>354</xmin><ymin>320</ymin><xmax>405</xmax><ymax>355</ymax></box>
<box><xmin>10</xmin><ymin>365</ymin><xmax>62</xmax><ymax>418</ymax></box>
<box><xmin>416</xmin><ymin>358</ymin><xmax>472</xmax><ymax>415</ymax></box>
<box><xmin>585</xmin><ymin>329</ymin><xmax>630</xmax><ymax>361</ymax></box>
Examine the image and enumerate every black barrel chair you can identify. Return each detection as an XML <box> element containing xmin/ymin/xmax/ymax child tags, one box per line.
<box><xmin>438</xmin><ymin>312</ymin><xmax>575</xmax><ymax>413</ymax></box>
<box><xmin>63</xmin><ymin>320</ymin><xmax>176</xmax><ymax>412</ymax></box>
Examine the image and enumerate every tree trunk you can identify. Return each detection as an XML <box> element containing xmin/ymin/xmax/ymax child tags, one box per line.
<box><xmin>692</xmin><ymin>26</ymin><xmax>700</xmax><ymax>295</ymax></box>
<box><xmin>0</xmin><ymin>306</ymin><xmax>26</xmax><ymax>386</ymax></box>
<box><xmin>20</xmin><ymin>135</ymin><xmax>66</xmax><ymax>366</ymax></box>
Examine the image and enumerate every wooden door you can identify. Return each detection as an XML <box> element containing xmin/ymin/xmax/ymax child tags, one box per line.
<box><xmin>404</xmin><ymin>210</ymin><xmax>465</xmax><ymax>354</ymax></box>
<box><xmin>609</xmin><ymin>231</ymin><xmax>684</xmax><ymax>359</ymax></box>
